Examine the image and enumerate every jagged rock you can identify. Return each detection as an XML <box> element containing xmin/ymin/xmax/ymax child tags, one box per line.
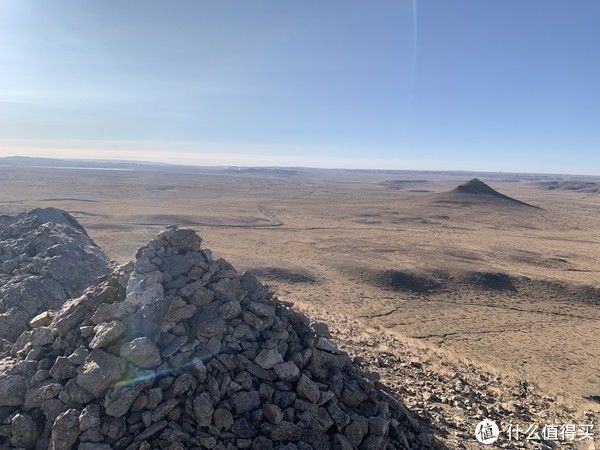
<box><xmin>89</xmin><ymin>321</ymin><xmax>125</xmax><ymax>349</ymax></box>
<box><xmin>76</xmin><ymin>350</ymin><xmax>125</xmax><ymax>397</ymax></box>
<box><xmin>255</xmin><ymin>348</ymin><xmax>284</xmax><ymax>369</ymax></box>
<box><xmin>79</xmin><ymin>404</ymin><xmax>101</xmax><ymax>431</ymax></box>
<box><xmin>24</xmin><ymin>382</ymin><xmax>62</xmax><ymax>408</ymax></box>
<box><xmin>297</xmin><ymin>374</ymin><xmax>321</xmax><ymax>403</ymax></box>
<box><xmin>30</xmin><ymin>310</ymin><xmax>55</xmax><ymax>328</ymax></box>
<box><xmin>67</xmin><ymin>346</ymin><xmax>89</xmax><ymax>365</ymax></box>
<box><xmin>0</xmin><ymin>208</ymin><xmax>111</xmax><ymax>341</ymax></box>
<box><xmin>120</xmin><ymin>337</ymin><xmax>161</xmax><ymax>368</ymax></box>
<box><xmin>49</xmin><ymin>408</ymin><xmax>81</xmax><ymax>450</ymax></box>
<box><xmin>274</xmin><ymin>361</ymin><xmax>300</xmax><ymax>382</ymax></box>
<box><xmin>10</xmin><ymin>413</ymin><xmax>37</xmax><ymax>448</ymax></box>
<box><xmin>0</xmin><ymin>361</ymin><xmax>26</xmax><ymax>406</ymax></box>
<box><xmin>0</xmin><ymin>226</ymin><xmax>422</xmax><ymax>449</ymax></box>
<box><xmin>104</xmin><ymin>383</ymin><xmax>147</xmax><ymax>417</ymax></box>
<box><xmin>90</xmin><ymin>302</ymin><xmax>135</xmax><ymax>324</ymax></box>
<box><xmin>232</xmin><ymin>390</ymin><xmax>261</xmax><ymax>415</ymax></box>
<box><xmin>193</xmin><ymin>393</ymin><xmax>214</xmax><ymax>426</ymax></box>
<box><xmin>50</xmin><ymin>356</ymin><xmax>77</xmax><ymax>380</ymax></box>
<box><xmin>213</xmin><ymin>408</ymin><xmax>233</xmax><ymax>430</ymax></box>
<box><xmin>263</xmin><ymin>404</ymin><xmax>283</xmax><ymax>424</ymax></box>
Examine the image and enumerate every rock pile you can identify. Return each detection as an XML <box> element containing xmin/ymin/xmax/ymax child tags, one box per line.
<box><xmin>0</xmin><ymin>208</ymin><xmax>111</xmax><ymax>341</ymax></box>
<box><xmin>0</xmin><ymin>226</ymin><xmax>421</xmax><ymax>449</ymax></box>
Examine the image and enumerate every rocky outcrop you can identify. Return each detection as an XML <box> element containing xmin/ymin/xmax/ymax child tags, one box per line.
<box><xmin>0</xmin><ymin>208</ymin><xmax>111</xmax><ymax>341</ymax></box>
<box><xmin>0</xmin><ymin>227</ymin><xmax>423</xmax><ymax>449</ymax></box>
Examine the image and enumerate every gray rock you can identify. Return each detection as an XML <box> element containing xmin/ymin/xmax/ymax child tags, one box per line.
<box><xmin>151</xmin><ymin>398</ymin><xmax>178</xmax><ymax>422</ymax></box>
<box><xmin>125</xmin><ymin>270</ymin><xmax>164</xmax><ymax>306</ymax></box>
<box><xmin>0</xmin><ymin>371</ymin><xmax>26</xmax><ymax>406</ymax></box>
<box><xmin>327</xmin><ymin>402</ymin><xmax>350</xmax><ymax>429</ymax></box>
<box><xmin>359</xmin><ymin>435</ymin><xmax>384</xmax><ymax>449</ymax></box>
<box><xmin>315</xmin><ymin>337</ymin><xmax>338</xmax><ymax>353</ymax></box>
<box><xmin>10</xmin><ymin>413</ymin><xmax>37</xmax><ymax>448</ymax></box>
<box><xmin>165</xmin><ymin>297</ymin><xmax>196</xmax><ymax>322</ymax></box>
<box><xmin>187</xmin><ymin>285</ymin><xmax>214</xmax><ymax>306</ymax></box>
<box><xmin>50</xmin><ymin>356</ymin><xmax>77</xmax><ymax>380</ymax></box>
<box><xmin>263</xmin><ymin>404</ymin><xmax>283</xmax><ymax>425</ymax></box>
<box><xmin>232</xmin><ymin>417</ymin><xmax>257</xmax><ymax>438</ymax></box>
<box><xmin>171</xmin><ymin>372</ymin><xmax>195</xmax><ymax>396</ymax></box>
<box><xmin>213</xmin><ymin>408</ymin><xmax>233</xmax><ymax>430</ymax></box>
<box><xmin>104</xmin><ymin>383</ymin><xmax>146</xmax><ymax>417</ymax></box>
<box><xmin>341</xmin><ymin>382</ymin><xmax>366</xmax><ymax>408</ymax></box>
<box><xmin>90</xmin><ymin>302</ymin><xmax>135</xmax><ymax>324</ymax></box>
<box><xmin>248</xmin><ymin>301</ymin><xmax>275</xmax><ymax>318</ymax></box>
<box><xmin>146</xmin><ymin>387</ymin><xmax>163</xmax><ymax>409</ymax></box>
<box><xmin>49</xmin><ymin>408</ymin><xmax>81</xmax><ymax>450</ymax></box>
<box><xmin>345</xmin><ymin>416</ymin><xmax>368</xmax><ymax>447</ymax></box>
<box><xmin>270</xmin><ymin>421</ymin><xmax>302</xmax><ymax>441</ymax></box>
<box><xmin>24</xmin><ymin>382</ymin><xmax>62</xmax><ymax>408</ymax></box>
<box><xmin>52</xmin><ymin>283</ymin><xmax>119</xmax><ymax>336</ymax></box>
<box><xmin>240</xmin><ymin>272</ymin><xmax>267</xmax><ymax>302</ymax></box>
<box><xmin>157</xmin><ymin>227</ymin><xmax>201</xmax><ymax>252</ymax></box>
<box><xmin>63</xmin><ymin>378</ymin><xmax>94</xmax><ymax>404</ymax></box>
<box><xmin>89</xmin><ymin>321</ymin><xmax>125</xmax><ymax>349</ymax></box>
<box><xmin>134</xmin><ymin>419</ymin><xmax>168</xmax><ymax>441</ymax></box>
<box><xmin>274</xmin><ymin>361</ymin><xmax>300</xmax><ymax>381</ymax></box>
<box><xmin>193</xmin><ymin>392</ymin><xmax>214</xmax><ymax>426</ymax></box>
<box><xmin>219</xmin><ymin>299</ymin><xmax>242</xmax><ymax>319</ymax></box>
<box><xmin>29</xmin><ymin>310</ymin><xmax>55</xmax><ymax>328</ymax></box>
<box><xmin>311</xmin><ymin>322</ymin><xmax>331</xmax><ymax>338</ymax></box>
<box><xmin>369</xmin><ymin>415</ymin><xmax>390</xmax><ymax>436</ymax></box>
<box><xmin>232</xmin><ymin>390</ymin><xmax>260</xmax><ymax>415</ymax></box>
<box><xmin>67</xmin><ymin>346</ymin><xmax>89</xmax><ymax>365</ymax></box>
<box><xmin>76</xmin><ymin>349</ymin><xmax>125</xmax><ymax>397</ymax></box>
<box><xmin>210</xmin><ymin>277</ymin><xmax>241</xmax><ymax>301</ymax></box>
<box><xmin>162</xmin><ymin>335</ymin><xmax>187</xmax><ymax>357</ymax></box>
<box><xmin>251</xmin><ymin>436</ymin><xmax>274</xmax><ymax>450</ymax></box>
<box><xmin>79</xmin><ymin>404</ymin><xmax>101</xmax><ymax>431</ymax></box>
<box><xmin>30</xmin><ymin>326</ymin><xmax>55</xmax><ymax>346</ymax></box>
<box><xmin>297</xmin><ymin>375</ymin><xmax>320</xmax><ymax>403</ymax></box>
<box><xmin>332</xmin><ymin>434</ymin><xmax>353</xmax><ymax>450</ymax></box>
<box><xmin>163</xmin><ymin>254</ymin><xmax>193</xmax><ymax>276</ymax></box>
<box><xmin>120</xmin><ymin>337</ymin><xmax>161</xmax><ymax>368</ymax></box>
<box><xmin>255</xmin><ymin>348</ymin><xmax>283</xmax><ymax>370</ymax></box>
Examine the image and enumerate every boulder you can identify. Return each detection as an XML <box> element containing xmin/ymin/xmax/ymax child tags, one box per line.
<box><xmin>120</xmin><ymin>337</ymin><xmax>161</xmax><ymax>368</ymax></box>
<box><xmin>76</xmin><ymin>350</ymin><xmax>125</xmax><ymax>397</ymax></box>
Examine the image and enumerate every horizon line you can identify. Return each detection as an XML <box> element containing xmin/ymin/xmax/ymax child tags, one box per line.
<box><xmin>1</xmin><ymin>154</ymin><xmax>599</xmax><ymax>178</ymax></box>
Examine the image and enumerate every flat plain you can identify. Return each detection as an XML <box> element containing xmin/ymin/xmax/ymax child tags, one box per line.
<box><xmin>1</xmin><ymin>162</ymin><xmax>599</xmax><ymax>411</ymax></box>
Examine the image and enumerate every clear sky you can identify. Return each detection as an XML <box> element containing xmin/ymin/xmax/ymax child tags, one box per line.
<box><xmin>0</xmin><ymin>1</ymin><xmax>598</xmax><ymax>174</ymax></box>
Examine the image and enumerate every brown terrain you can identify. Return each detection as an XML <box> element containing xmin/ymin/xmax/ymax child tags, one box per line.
<box><xmin>1</xmin><ymin>160</ymin><xmax>599</xmax><ymax>448</ymax></box>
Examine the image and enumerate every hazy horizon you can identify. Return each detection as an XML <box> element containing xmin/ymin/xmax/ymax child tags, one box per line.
<box><xmin>3</xmin><ymin>153</ymin><xmax>600</xmax><ymax>178</ymax></box>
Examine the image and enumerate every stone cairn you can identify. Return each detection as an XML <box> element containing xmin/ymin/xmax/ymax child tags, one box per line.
<box><xmin>0</xmin><ymin>227</ymin><xmax>423</xmax><ymax>449</ymax></box>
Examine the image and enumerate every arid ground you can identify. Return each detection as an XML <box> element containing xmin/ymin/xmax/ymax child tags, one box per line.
<box><xmin>1</xmin><ymin>162</ymin><xmax>599</xmax><ymax>446</ymax></box>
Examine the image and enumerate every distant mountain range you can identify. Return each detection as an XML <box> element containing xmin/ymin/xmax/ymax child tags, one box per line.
<box><xmin>0</xmin><ymin>155</ymin><xmax>171</xmax><ymax>170</ymax></box>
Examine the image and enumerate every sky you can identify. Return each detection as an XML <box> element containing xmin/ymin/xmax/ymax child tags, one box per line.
<box><xmin>0</xmin><ymin>0</ymin><xmax>598</xmax><ymax>174</ymax></box>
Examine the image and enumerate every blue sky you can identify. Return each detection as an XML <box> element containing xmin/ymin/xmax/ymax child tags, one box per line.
<box><xmin>0</xmin><ymin>1</ymin><xmax>598</xmax><ymax>174</ymax></box>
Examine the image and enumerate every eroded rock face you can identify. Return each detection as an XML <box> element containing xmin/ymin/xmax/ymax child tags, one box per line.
<box><xmin>0</xmin><ymin>226</ymin><xmax>422</xmax><ymax>449</ymax></box>
<box><xmin>0</xmin><ymin>208</ymin><xmax>111</xmax><ymax>341</ymax></box>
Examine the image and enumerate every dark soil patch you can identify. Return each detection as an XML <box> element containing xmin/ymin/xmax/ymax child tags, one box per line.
<box><xmin>457</xmin><ymin>271</ymin><xmax>516</xmax><ymax>291</ymax></box>
<box><xmin>376</xmin><ymin>270</ymin><xmax>443</xmax><ymax>293</ymax></box>
<box><xmin>248</xmin><ymin>266</ymin><xmax>318</xmax><ymax>284</ymax></box>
